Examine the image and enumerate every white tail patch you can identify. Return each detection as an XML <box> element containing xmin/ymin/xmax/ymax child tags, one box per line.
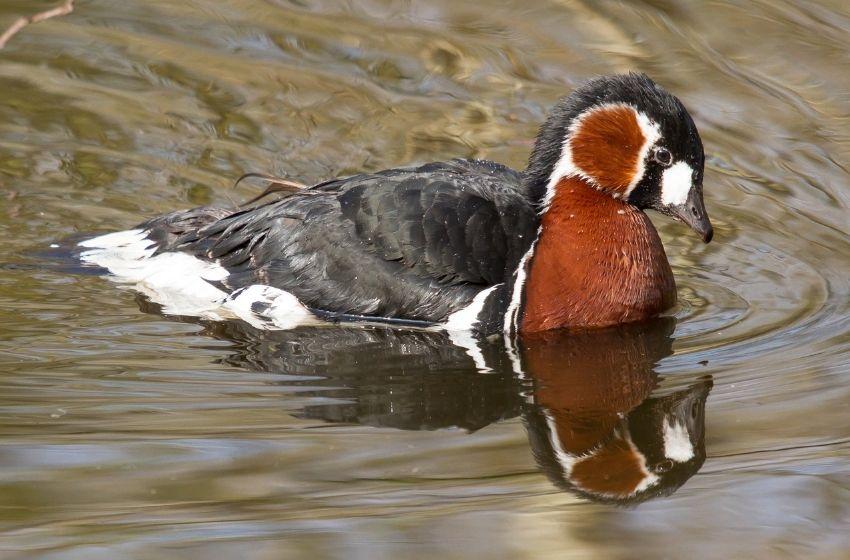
<box><xmin>223</xmin><ymin>285</ymin><xmax>319</xmax><ymax>330</ymax></box>
<box><xmin>78</xmin><ymin>230</ymin><xmax>316</xmax><ymax>328</ymax></box>
<box><xmin>78</xmin><ymin>229</ymin><xmax>153</xmax><ymax>261</ymax></box>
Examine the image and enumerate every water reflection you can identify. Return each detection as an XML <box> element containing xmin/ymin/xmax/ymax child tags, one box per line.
<box><xmin>195</xmin><ymin>310</ymin><xmax>711</xmax><ymax>505</ymax></box>
<box><xmin>522</xmin><ymin>323</ymin><xmax>711</xmax><ymax>503</ymax></box>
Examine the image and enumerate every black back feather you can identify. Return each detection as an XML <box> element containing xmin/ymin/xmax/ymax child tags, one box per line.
<box><xmin>139</xmin><ymin>159</ymin><xmax>537</xmax><ymax>324</ymax></box>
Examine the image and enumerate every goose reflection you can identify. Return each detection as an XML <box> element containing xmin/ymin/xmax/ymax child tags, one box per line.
<box><xmin>519</xmin><ymin>324</ymin><xmax>711</xmax><ymax>504</ymax></box>
<box><xmin>196</xmin><ymin>311</ymin><xmax>711</xmax><ymax>505</ymax></box>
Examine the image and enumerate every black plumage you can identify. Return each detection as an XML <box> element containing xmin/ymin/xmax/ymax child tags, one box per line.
<box><xmin>140</xmin><ymin>159</ymin><xmax>538</xmax><ymax>325</ymax></box>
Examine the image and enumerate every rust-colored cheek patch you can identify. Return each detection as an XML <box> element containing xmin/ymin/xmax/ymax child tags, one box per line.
<box><xmin>571</xmin><ymin>105</ymin><xmax>645</xmax><ymax>195</ymax></box>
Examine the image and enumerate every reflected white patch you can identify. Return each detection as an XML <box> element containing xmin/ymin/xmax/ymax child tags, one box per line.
<box><xmin>661</xmin><ymin>161</ymin><xmax>694</xmax><ymax>206</ymax></box>
<box><xmin>504</xmin><ymin>331</ymin><xmax>526</xmax><ymax>379</ymax></box>
<box><xmin>79</xmin><ymin>229</ymin><xmax>317</xmax><ymax>328</ymax></box>
<box><xmin>129</xmin><ymin>253</ymin><xmax>229</xmax><ymax>318</ymax></box>
<box><xmin>632</xmin><ymin>468</ymin><xmax>660</xmax><ymax>494</ymax></box>
<box><xmin>445</xmin><ymin>284</ymin><xmax>500</xmax><ymax>372</ymax></box>
<box><xmin>544</xmin><ymin>411</ymin><xmax>578</xmax><ymax>477</ymax></box>
<box><xmin>663</xmin><ymin>417</ymin><xmax>695</xmax><ymax>462</ymax></box>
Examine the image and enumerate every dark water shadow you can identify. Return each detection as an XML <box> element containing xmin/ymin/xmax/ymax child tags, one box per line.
<box><xmin>191</xmin><ymin>309</ymin><xmax>712</xmax><ymax>505</ymax></box>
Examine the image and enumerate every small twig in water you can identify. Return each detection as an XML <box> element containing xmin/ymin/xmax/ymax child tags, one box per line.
<box><xmin>0</xmin><ymin>0</ymin><xmax>75</xmax><ymax>50</ymax></box>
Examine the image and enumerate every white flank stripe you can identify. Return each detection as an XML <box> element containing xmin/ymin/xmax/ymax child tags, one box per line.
<box><xmin>445</xmin><ymin>284</ymin><xmax>500</xmax><ymax>372</ymax></box>
<box><xmin>444</xmin><ymin>284</ymin><xmax>500</xmax><ymax>331</ymax></box>
<box><xmin>504</xmin><ymin>228</ymin><xmax>540</xmax><ymax>335</ymax></box>
<box><xmin>502</xmin><ymin>233</ymin><xmax>537</xmax><ymax>375</ymax></box>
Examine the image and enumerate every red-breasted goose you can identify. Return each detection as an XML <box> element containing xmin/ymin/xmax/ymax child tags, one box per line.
<box><xmin>79</xmin><ymin>73</ymin><xmax>712</xmax><ymax>335</ymax></box>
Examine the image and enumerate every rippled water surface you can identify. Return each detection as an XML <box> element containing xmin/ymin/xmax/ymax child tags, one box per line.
<box><xmin>0</xmin><ymin>0</ymin><xmax>848</xmax><ymax>558</ymax></box>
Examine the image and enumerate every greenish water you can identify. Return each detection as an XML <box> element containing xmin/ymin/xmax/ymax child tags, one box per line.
<box><xmin>0</xmin><ymin>1</ymin><xmax>848</xmax><ymax>558</ymax></box>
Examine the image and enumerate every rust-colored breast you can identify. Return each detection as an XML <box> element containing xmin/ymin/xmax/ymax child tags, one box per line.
<box><xmin>520</xmin><ymin>177</ymin><xmax>675</xmax><ymax>333</ymax></box>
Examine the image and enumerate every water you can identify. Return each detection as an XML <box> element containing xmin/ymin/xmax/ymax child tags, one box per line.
<box><xmin>0</xmin><ymin>0</ymin><xmax>848</xmax><ymax>557</ymax></box>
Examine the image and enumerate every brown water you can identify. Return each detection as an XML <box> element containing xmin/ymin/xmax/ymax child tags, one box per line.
<box><xmin>0</xmin><ymin>0</ymin><xmax>848</xmax><ymax>558</ymax></box>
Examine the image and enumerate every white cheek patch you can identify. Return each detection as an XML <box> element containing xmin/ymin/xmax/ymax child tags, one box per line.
<box><xmin>660</xmin><ymin>161</ymin><xmax>694</xmax><ymax>206</ymax></box>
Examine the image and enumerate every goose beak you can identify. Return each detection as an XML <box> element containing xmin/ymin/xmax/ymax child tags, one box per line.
<box><xmin>672</xmin><ymin>187</ymin><xmax>713</xmax><ymax>243</ymax></box>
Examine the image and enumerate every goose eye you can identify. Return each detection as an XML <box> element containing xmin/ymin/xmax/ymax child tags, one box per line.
<box><xmin>653</xmin><ymin>147</ymin><xmax>672</xmax><ymax>166</ymax></box>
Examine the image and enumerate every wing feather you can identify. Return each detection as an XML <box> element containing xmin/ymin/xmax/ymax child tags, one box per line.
<box><xmin>338</xmin><ymin>159</ymin><xmax>536</xmax><ymax>286</ymax></box>
<box><xmin>138</xmin><ymin>159</ymin><xmax>537</xmax><ymax>322</ymax></box>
